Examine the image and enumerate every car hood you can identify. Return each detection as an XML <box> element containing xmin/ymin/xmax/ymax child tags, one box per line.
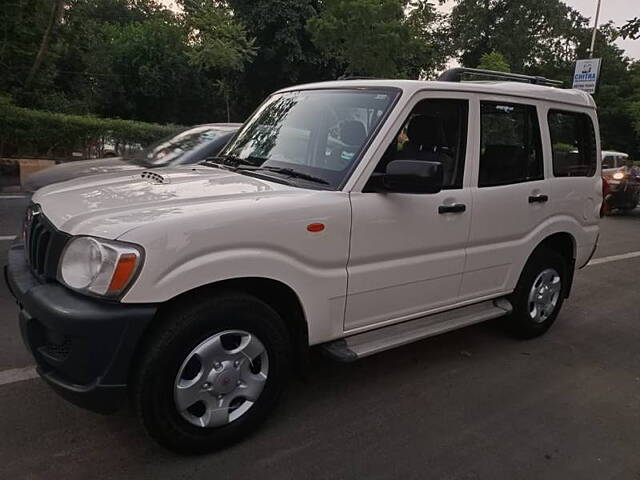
<box><xmin>23</xmin><ymin>157</ymin><xmax>141</xmax><ymax>191</ymax></box>
<box><xmin>32</xmin><ymin>166</ymin><xmax>298</xmax><ymax>239</ymax></box>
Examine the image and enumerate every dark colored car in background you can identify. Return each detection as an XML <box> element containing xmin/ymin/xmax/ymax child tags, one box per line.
<box><xmin>601</xmin><ymin>151</ymin><xmax>640</xmax><ymax>214</ymax></box>
<box><xmin>22</xmin><ymin>123</ymin><xmax>241</xmax><ymax>192</ymax></box>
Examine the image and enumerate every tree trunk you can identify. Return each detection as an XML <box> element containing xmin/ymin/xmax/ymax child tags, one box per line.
<box><xmin>23</xmin><ymin>0</ymin><xmax>64</xmax><ymax>92</ymax></box>
<box><xmin>225</xmin><ymin>92</ymin><xmax>231</xmax><ymax>122</ymax></box>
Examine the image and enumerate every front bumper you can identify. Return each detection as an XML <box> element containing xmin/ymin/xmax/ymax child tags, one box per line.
<box><xmin>4</xmin><ymin>242</ymin><xmax>157</xmax><ymax>413</ymax></box>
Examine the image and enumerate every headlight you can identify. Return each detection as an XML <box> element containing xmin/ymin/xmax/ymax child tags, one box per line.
<box><xmin>59</xmin><ymin>236</ymin><xmax>142</xmax><ymax>297</ymax></box>
<box><xmin>612</xmin><ymin>171</ymin><xmax>625</xmax><ymax>180</ymax></box>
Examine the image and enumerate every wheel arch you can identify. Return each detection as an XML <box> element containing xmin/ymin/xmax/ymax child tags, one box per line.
<box><xmin>129</xmin><ymin>277</ymin><xmax>310</xmax><ymax>388</ymax></box>
<box><xmin>529</xmin><ymin>231</ymin><xmax>577</xmax><ymax>297</ymax></box>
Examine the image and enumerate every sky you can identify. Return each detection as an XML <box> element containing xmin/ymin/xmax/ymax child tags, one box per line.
<box><xmin>566</xmin><ymin>0</ymin><xmax>639</xmax><ymax>59</ymax></box>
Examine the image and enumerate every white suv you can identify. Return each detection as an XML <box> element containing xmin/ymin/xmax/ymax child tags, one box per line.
<box><xmin>6</xmin><ymin>69</ymin><xmax>601</xmax><ymax>453</ymax></box>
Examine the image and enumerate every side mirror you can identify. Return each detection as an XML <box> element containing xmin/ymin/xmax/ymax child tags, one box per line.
<box><xmin>382</xmin><ymin>160</ymin><xmax>443</xmax><ymax>194</ymax></box>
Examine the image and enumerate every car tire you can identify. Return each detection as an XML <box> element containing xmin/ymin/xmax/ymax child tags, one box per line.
<box><xmin>132</xmin><ymin>291</ymin><xmax>291</xmax><ymax>454</ymax></box>
<box><xmin>504</xmin><ymin>248</ymin><xmax>567</xmax><ymax>339</ymax></box>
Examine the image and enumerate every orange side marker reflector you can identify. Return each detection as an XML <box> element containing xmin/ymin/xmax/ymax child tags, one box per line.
<box><xmin>307</xmin><ymin>223</ymin><xmax>325</xmax><ymax>233</ymax></box>
<box><xmin>108</xmin><ymin>253</ymin><xmax>138</xmax><ymax>293</ymax></box>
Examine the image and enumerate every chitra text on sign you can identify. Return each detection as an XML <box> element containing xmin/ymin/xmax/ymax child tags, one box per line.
<box><xmin>573</xmin><ymin>59</ymin><xmax>601</xmax><ymax>94</ymax></box>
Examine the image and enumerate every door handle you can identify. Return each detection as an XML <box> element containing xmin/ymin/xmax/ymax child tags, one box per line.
<box><xmin>438</xmin><ymin>203</ymin><xmax>466</xmax><ymax>214</ymax></box>
<box><xmin>528</xmin><ymin>194</ymin><xmax>549</xmax><ymax>204</ymax></box>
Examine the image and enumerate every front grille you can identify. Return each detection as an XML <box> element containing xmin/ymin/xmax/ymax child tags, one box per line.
<box><xmin>24</xmin><ymin>204</ymin><xmax>70</xmax><ymax>280</ymax></box>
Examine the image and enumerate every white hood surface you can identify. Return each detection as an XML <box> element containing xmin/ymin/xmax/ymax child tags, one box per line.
<box><xmin>33</xmin><ymin>166</ymin><xmax>298</xmax><ymax>239</ymax></box>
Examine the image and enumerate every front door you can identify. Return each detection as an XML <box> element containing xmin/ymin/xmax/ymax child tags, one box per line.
<box><xmin>345</xmin><ymin>96</ymin><xmax>473</xmax><ymax>331</ymax></box>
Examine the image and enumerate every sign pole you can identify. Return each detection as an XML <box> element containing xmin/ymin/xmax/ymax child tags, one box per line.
<box><xmin>589</xmin><ymin>0</ymin><xmax>603</xmax><ymax>58</ymax></box>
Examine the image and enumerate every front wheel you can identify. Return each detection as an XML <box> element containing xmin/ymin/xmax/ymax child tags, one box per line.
<box><xmin>505</xmin><ymin>248</ymin><xmax>567</xmax><ymax>339</ymax></box>
<box><xmin>133</xmin><ymin>292</ymin><xmax>291</xmax><ymax>454</ymax></box>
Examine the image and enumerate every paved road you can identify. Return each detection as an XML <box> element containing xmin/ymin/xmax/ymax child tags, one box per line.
<box><xmin>1</xmin><ymin>197</ymin><xmax>639</xmax><ymax>479</ymax></box>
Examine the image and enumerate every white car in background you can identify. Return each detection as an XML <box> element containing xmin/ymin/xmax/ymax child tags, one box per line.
<box><xmin>601</xmin><ymin>150</ymin><xmax>629</xmax><ymax>171</ymax></box>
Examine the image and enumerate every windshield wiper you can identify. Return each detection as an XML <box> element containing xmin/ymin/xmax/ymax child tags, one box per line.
<box><xmin>199</xmin><ymin>157</ymin><xmax>233</xmax><ymax>170</ymax></box>
<box><xmin>200</xmin><ymin>155</ymin><xmax>256</xmax><ymax>169</ymax></box>
<box><xmin>247</xmin><ymin>166</ymin><xmax>330</xmax><ymax>185</ymax></box>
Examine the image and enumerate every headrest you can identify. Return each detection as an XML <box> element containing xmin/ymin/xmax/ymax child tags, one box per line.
<box><xmin>340</xmin><ymin>121</ymin><xmax>367</xmax><ymax>146</ymax></box>
<box><xmin>406</xmin><ymin>115</ymin><xmax>445</xmax><ymax>148</ymax></box>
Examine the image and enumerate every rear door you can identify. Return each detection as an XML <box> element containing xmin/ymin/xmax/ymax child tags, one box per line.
<box><xmin>461</xmin><ymin>98</ymin><xmax>549</xmax><ymax>300</ymax></box>
<box><xmin>546</xmin><ymin>107</ymin><xmax>600</xmax><ymax>266</ymax></box>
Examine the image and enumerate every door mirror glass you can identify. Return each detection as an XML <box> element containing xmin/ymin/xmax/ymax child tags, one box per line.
<box><xmin>383</xmin><ymin>160</ymin><xmax>443</xmax><ymax>194</ymax></box>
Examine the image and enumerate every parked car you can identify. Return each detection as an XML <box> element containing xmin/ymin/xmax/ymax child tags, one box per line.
<box><xmin>601</xmin><ymin>150</ymin><xmax>629</xmax><ymax>170</ymax></box>
<box><xmin>6</xmin><ymin>69</ymin><xmax>601</xmax><ymax>453</ymax></box>
<box><xmin>601</xmin><ymin>152</ymin><xmax>640</xmax><ymax>213</ymax></box>
<box><xmin>22</xmin><ymin>123</ymin><xmax>241</xmax><ymax>191</ymax></box>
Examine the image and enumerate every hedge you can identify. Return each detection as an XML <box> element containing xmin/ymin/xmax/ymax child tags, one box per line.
<box><xmin>0</xmin><ymin>97</ymin><xmax>184</xmax><ymax>160</ymax></box>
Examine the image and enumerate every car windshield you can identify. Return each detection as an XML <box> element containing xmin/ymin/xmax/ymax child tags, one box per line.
<box><xmin>217</xmin><ymin>89</ymin><xmax>397</xmax><ymax>189</ymax></box>
<box><xmin>129</xmin><ymin>126</ymin><xmax>229</xmax><ymax>167</ymax></box>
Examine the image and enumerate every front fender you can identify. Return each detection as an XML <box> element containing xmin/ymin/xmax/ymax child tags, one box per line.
<box><xmin>117</xmin><ymin>192</ymin><xmax>352</xmax><ymax>345</ymax></box>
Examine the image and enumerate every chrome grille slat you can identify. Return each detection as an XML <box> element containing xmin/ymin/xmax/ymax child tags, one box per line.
<box><xmin>35</xmin><ymin>231</ymin><xmax>51</xmax><ymax>273</ymax></box>
<box><xmin>23</xmin><ymin>204</ymin><xmax>69</xmax><ymax>280</ymax></box>
<box><xmin>29</xmin><ymin>221</ymin><xmax>43</xmax><ymax>269</ymax></box>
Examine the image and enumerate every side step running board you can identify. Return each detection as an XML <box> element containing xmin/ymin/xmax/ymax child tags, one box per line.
<box><xmin>320</xmin><ymin>299</ymin><xmax>512</xmax><ymax>362</ymax></box>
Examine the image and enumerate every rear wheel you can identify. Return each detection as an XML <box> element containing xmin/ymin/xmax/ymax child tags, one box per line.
<box><xmin>133</xmin><ymin>292</ymin><xmax>291</xmax><ymax>454</ymax></box>
<box><xmin>505</xmin><ymin>248</ymin><xmax>567</xmax><ymax>339</ymax></box>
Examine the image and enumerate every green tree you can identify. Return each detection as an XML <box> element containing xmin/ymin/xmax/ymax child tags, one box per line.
<box><xmin>49</xmin><ymin>0</ymin><xmax>171</xmax><ymax>114</ymax></box>
<box><xmin>628</xmin><ymin>62</ymin><xmax>640</xmax><ymax>139</ymax></box>
<box><xmin>23</xmin><ymin>0</ymin><xmax>66</xmax><ymax>92</ymax></box>
<box><xmin>228</xmin><ymin>0</ymin><xmax>334</xmax><ymax>114</ymax></box>
<box><xmin>180</xmin><ymin>1</ymin><xmax>256</xmax><ymax>121</ymax></box>
<box><xmin>0</xmin><ymin>0</ymin><xmax>64</xmax><ymax>101</ymax></box>
<box><xmin>91</xmin><ymin>18</ymin><xmax>194</xmax><ymax>123</ymax></box>
<box><xmin>449</xmin><ymin>0</ymin><xmax>588</xmax><ymax>75</ymax></box>
<box><xmin>477</xmin><ymin>51</ymin><xmax>511</xmax><ymax>72</ymax></box>
<box><xmin>307</xmin><ymin>0</ymin><xmax>446</xmax><ymax>78</ymax></box>
<box><xmin>620</xmin><ymin>17</ymin><xmax>640</xmax><ymax>40</ymax></box>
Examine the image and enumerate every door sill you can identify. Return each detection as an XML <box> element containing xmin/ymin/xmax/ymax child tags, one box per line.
<box><xmin>320</xmin><ymin>298</ymin><xmax>512</xmax><ymax>362</ymax></box>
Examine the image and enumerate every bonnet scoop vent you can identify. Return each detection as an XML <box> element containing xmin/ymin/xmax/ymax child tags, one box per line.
<box><xmin>139</xmin><ymin>171</ymin><xmax>170</xmax><ymax>185</ymax></box>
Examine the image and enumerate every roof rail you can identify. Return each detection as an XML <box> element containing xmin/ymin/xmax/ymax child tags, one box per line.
<box><xmin>337</xmin><ymin>75</ymin><xmax>379</xmax><ymax>80</ymax></box>
<box><xmin>438</xmin><ymin>68</ymin><xmax>563</xmax><ymax>87</ymax></box>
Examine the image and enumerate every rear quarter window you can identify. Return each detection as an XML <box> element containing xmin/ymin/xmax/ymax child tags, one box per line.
<box><xmin>548</xmin><ymin>110</ymin><xmax>597</xmax><ymax>177</ymax></box>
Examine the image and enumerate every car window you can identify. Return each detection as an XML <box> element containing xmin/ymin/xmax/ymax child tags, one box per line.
<box><xmin>602</xmin><ymin>155</ymin><xmax>614</xmax><ymax>168</ymax></box>
<box><xmin>548</xmin><ymin>110</ymin><xmax>597</xmax><ymax>177</ymax></box>
<box><xmin>131</xmin><ymin>126</ymin><xmax>231</xmax><ymax>167</ymax></box>
<box><xmin>479</xmin><ymin>102</ymin><xmax>543</xmax><ymax>187</ymax></box>
<box><xmin>221</xmin><ymin>89</ymin><xmax>397</xmax><ymax>189</ymax></box>
<box><xmin>375</xmin><ymin>98</ymin><xmax>469</xmax><ymax>189</ymax></box>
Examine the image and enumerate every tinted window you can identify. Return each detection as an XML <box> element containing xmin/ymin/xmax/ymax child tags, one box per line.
<box><xmin>375</xmin><ymin>99</ymin><xmax>468</xmax><ymax>189</ymax></box>
<box><xmin>548</xmin><ymin>110</ymin><xmax>597</xmax><ymax>177</ymax></box>
<box><xmin>479</xmin><ymin>102</ymin><xmax>543</xmax><ymax>187</ymax></box>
